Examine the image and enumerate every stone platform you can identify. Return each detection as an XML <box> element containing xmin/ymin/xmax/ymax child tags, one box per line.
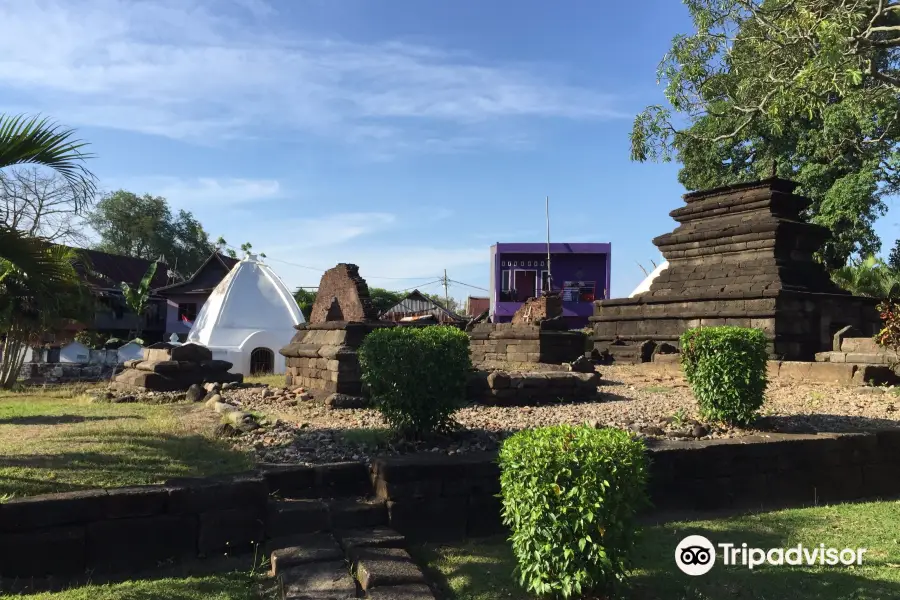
<box><xmin>111</xmin><ymin>342</ymin><xmax>242</xmax><ymax>392</ymax></box>
<box><xmin>592</xmin><ymin>178</ymin><xmax>880</xmax><ymax>363</ymax></box>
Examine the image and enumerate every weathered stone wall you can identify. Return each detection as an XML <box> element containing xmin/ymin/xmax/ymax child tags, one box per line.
<box><xmin>468</xmin><ymin>323</ymin><xmax>585</xmax><ymax>365</ymax></box>
<box><xmin>308</xmin><ymin>264</ymin><xmax>379</xmax><ymax>324</ymax></box>
<box><xmin>467</xmin><ymin>370</ymin><xmax>600</xmax><ymax>405</ymax></box>
<box><xmin>281</xmin><ymin>322</ymin><xmax>392</xmax><ymax>395</ymax></box>
<box><xmin>19</xmin><ymin>362</ymin><xmax>119</xmax><ymax>383</ymax></box>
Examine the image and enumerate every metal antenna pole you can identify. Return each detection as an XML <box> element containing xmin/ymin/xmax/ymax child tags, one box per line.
<box><xmin>443</xmin><ymin>269</ymin><xmax>450</xmax><ymax>310</ymax></box>
<box><xmin>545</xmin><ymin>196</ymin><xmax>552</xmax><ymax>295</ymax></box>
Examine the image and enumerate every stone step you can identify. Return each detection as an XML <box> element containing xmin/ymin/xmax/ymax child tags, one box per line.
<box><xmin>268</xmin><ymin>498</ymin><xmax>388</xmax><ymax>538</ymax></box>
<box><xmin>816</xmin><ymin>351</ymin><xmax>900</xmax><ymax>365</ymax></box>
<box><xmin>607</xmin><ymin>344</ymin><xmax>642</xmax><ymax>364</ymax></box>
<box><xmin>273</xmin><ymin>526</ymin><xmax>435</xmax><ymax>599</ymax></box>
<box><xmin>841</xmin><ymin>337</ymin><xmax>883</xmax><ymax>354</ymax></box>
<box><xmin>350</xmin><ymin>546</ymin><xmax>430</xmax><ymax>593</ymax></box>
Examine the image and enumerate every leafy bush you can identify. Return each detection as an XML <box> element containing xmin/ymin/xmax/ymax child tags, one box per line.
<box><xmin>358</xmin><ymin>325</ymin><xmax>471</xmax><ymax>438</ymax></box>
<box><xmin>876</xmin><ymin>300</ymin><xmax>900</xmax><ymax>354</ymax></box>
<box><xmin>680</xmin><ymin>326</ymin><xmax>768</xmax><ymax>425</ymax></box>
<box><xmin>499</xmin><ymin>425</ymin><xmax>649</xmax><ymax>599</ymax></box>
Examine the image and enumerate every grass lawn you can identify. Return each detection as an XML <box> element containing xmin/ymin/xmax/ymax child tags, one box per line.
<box><xmin>0</xmin><ymin>385</ymin><xmax>254</xmax><ymax>498</ymax></box>
<box><xmin>416</xmin><ymin>500</ymin><xmax>900</xmax><ymax>600</ymax></box>
<box><xmin>0</xmin><ymin>573</ymin><xmax>268</xmax><ymax>600</ymax></box>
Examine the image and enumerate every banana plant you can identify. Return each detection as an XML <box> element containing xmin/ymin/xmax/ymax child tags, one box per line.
<box><xmin>120</xmin><ymin>262</ymin><xmax>158</xmax><ymax>339</ymax></box>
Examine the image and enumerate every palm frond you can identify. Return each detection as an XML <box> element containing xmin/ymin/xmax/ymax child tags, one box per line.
<box><xmin>0</xmin><ymin>114</ymin><xmax>96</xmax><ymax>206</ymax></box>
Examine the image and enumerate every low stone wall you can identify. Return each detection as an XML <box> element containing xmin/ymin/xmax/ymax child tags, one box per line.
<box><xmin>19</xmin><ymin>362</ymin><xmax>120</xmax><ymax>383</ymax></box>
<box><xmin>641</xmin><ymin>356</ymin><xmax>898</xmax><ymax>386</ymax></box>
<box><xmin>7</xmin><ymin>432</ymin><xmax>900</xmax><ymax>581</ymax></box>
<box><xmin>467</xmin><ymin>370</ymin><xmax>600</xmax><ymax>405</ymax></box>
<box><xmin>468</xmin><ymin>322</ymin><xmax>585</xmax><ymax>365</ymax></box>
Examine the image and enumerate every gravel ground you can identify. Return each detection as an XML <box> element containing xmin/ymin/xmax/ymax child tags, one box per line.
<box><xmin>216</xmin><ymin>365</ymin><xmax>900</xmax><ymax>465</ymax></box>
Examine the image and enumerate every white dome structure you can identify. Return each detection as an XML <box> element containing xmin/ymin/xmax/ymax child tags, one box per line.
<box><xmin>630</xmin><ymin>261</ymin><xmax>669</xmax><ymax>297</ymax></box>
<box><xmin>186</xmin><ymin>253</ymin><xmax>304</xmax><ymax>375</ymax></box>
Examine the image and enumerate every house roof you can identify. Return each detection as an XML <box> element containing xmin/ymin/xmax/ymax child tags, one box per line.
<box><xmin>153</xmin><ymin>251</ymin><xmax>240</xmax><ymax>295</ymax></box>
<box><xmin>381</xmin><ymin>290</ymin><xmax>465</xmax><ymax>322</ymax></box>
<box><xmin>466</xmin><ymin>296</ymin><xmax>490</xmax><ymax>315</ymax></box>
<box><xmin>67</xmin><ymin>247</ymin><xmax>171</xmax><ymax>291</ymax></box>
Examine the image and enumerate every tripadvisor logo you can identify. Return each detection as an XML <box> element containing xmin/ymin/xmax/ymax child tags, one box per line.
<box><xmin>675</xmin><ymin>535</ymin><xmax>867</xmax><ymax>575</ymax></box>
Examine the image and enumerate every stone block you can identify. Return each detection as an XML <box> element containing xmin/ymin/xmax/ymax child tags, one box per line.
<box><xmin>852</xmin><ymin>365</ymin><xmax>900</xmax><ymax>387</ymax></box>
<box><xmin>86</xmin><ymin>515</ymin><xmax>197</xmax><ymax>572</ymax></box>
<box><xmin>197</xmin><ymin>508</ymin><xmax>265</xmax><ymax>556</ymax></box>
<box><xmin>103</xmin><ymin>486</ymin><xmax>170</xmax><ymax>519</ymax></box>
<box><xmin>0</xmin><ymin>525</ymin><xmax>85</xmax><ymax>578</ymax></box>
<box><xmin>167</xmin><ymin>474</ymin><xmax>268</xmax><ymax>514</ymax></box>
<box><xmin>336</xmin><ymin>527</ymin><xmax>406</xmax><ymax>552</ymax></box>
<box><xmin>0</xmin><ymin>489</ymin><xmax>108</xmax><ymax>531</ymax></box>
<box><xmin>466</xmin><ymin>495</ymin><xmax>504</xmax><ymax>537</ymax></box>
<box><xmin>315</xmin><ymin>461</ymin><xmax>372</xmax><ymax>497</ymax></box>
<box><xmin>267</xmin><ymin>499</ymin><xmax>329</xmax><ymax>537</ymax></box>
<box><xmin>387</xmin><ymin>498</ymin><xmax>467</xmax><ymax>542</ymax></box>
<box><xmin>365</xmin><ymin>584</ymin><xmax>437</xmax><ymax>600</ymax></box>
<box><xmin>270</xmin><ymin>533</ymin><xmax>343</xmax><ymax>575</ymax></box>
<box><xmin>328</xmin><ymin>499</ymin><xmax>388</xmax><ymax>530</ymax></box>
<box><xmin>804</xmin><ymin>363</ymin><xmax>856</xmax><ymax>385</ymax></box>
<box><xmin>351</xmin><ymin>546</ymin><xmax>428</xmax><ymax>590</ymax></box>
<box><xmin>777</xmin><ymin>361</ymin><xmax>812</xmax><ymax>381</ymax></box>
<box><xmin>279</xmin><ymin>560</ymin><xmax>357</xmax><ymax>600</ymax></box>
<box><xmin>262</xmin><ymin>464</ymin><xmax>317</xmax><ymax>498</ymax></box>
<box><xmin>842</xmin><ymin>337</ymin><xmax>883</xmax><ymax>354</ymax></box>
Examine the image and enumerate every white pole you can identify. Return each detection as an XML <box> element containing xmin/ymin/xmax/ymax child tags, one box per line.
<box><xmin>545</xmin><ymin>196</ymin><xmax>552</xmax><ymax>294</ymax></box>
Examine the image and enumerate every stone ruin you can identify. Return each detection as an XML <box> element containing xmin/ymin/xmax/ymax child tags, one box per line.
<box><xmin>112</xmin><ymin>342</ymin><xmax>242</xmax><ymax>392</ymax></box>
<box><xmin>280</xmin><ymin>264</ymin><xmax>391</xmax><ymax>398</ymax></box>
<box><xmin>279</xmin><ymin>263</ymin><xmax>600</xmax><ymax>406</ymax></box>
<box><xmin>592</xmin><ymin>177</ymin><xmax>882</xmax><ymax>363</ymax></box>
<box><xmin>468</xmin><ymin>292</ymin><xmax>598</xmax><ymax>404</ymax></box>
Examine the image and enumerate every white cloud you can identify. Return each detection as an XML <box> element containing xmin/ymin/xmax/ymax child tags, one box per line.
<box><xmin>0</xmin><ymin>0</ymin><xmax>626</xmax><ymax>154</ymax></box>
<box><xmin>103</xmin><ymin>176</ymin><xmax>282</xmax><ymax>207</ymax></box>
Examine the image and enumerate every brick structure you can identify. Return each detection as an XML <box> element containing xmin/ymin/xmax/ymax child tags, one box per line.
<box><xmin>281</xmin><ymin>264</ymin><xmax>391</xmax><ymax>396</ymax></box>
<box><xmin>468</xmin><ymin>322</ymin><xmax>586</xmax><ymax>368</ymax></box>
<box><xmin>591</xmin><ymin>178</ymin><xmax>881</xmax><ymax>362</ymax></box>
<box><xmin>111</xmin><ymin>342</ymin><xmax>241</xmax><ymax>391</ymax></box>
<box><xmin>510</xmin><ymin>293</ymin><xmax>562</xmax><ymax>325</ymax></box>
<box><xmin>467</xmin><ymin>370</ymin><xmax>600</xmax><ymax>405</ymax></box>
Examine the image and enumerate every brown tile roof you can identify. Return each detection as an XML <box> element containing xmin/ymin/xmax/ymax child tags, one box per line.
<box><xmin>67</xmin><ymin>247</ymin><xmax>171</xmax><ymax>291</ymax></box>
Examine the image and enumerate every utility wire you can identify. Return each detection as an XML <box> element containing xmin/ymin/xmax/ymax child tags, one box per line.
<box><xmin>448</xmin><ymin>278</ymin><xmax>489</xmax><ymax>292</ymax></box>
<box><xmin>217</xmin><ymin>242</ymin><xmax>442</xmax><ymax>281</ymax></box>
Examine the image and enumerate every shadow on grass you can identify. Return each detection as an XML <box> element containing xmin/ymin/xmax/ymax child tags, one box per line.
<box><xmin>0</xmin><ymin>431</ymin><xmax>254</xmax><ymax>498</ymax></box>
<box><xmin>0</xmin><ymin>415</ymin><xmax>143</xmax><ymax>426</ymax></box>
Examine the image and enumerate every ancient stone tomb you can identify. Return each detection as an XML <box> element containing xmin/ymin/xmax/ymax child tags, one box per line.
<box><xmin>592</xmin><ymin>177</ymin><xmax>881</xmax><ymax>362</ymax></box>
<box><xmin>112</xmin><ymin>342</ymin><xmax>242</xmax><ymax>391</ymax></box>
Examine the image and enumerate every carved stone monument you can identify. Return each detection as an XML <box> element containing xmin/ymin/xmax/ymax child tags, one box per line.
<box><xmin>280</xmin><ymin>264</ymin><xmax>391</xmax><ymax>395</ymax></box>
<box><xmin>592</xmin><ymin>178</ymin><xmax>881</xmax><ymax>362</ymax></box>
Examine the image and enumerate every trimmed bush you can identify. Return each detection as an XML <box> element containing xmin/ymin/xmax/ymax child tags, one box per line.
<box><xmin>680</xmin><ymin>326</ymin><xmax>768</xmax><ymax>426</ymax></box>
<box><xmin>358</xmin><ymin>325</ymin><xmax>471</xmax><ymax>438</ymax></box>
<box><xmin>499</xmin><ymin>425</ymin><xmax>649</xmax><ymax>599</ymax></box>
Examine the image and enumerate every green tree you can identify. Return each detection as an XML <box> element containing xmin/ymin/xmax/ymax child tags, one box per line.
<box><xmin>120</xmin><ymin>262</ymin><xmax>159</xmax><ymax>339</ymax></box>
<box><xmin>889</xmin><ymin>240</ymin><xmax>900</xmax><ymax>271</ymax></box>
<box><xmin>293</xmin><ymin>288</ymin><xmax>316</xmax><ymax>321</ymax></box>
<box><xmin>87</xmin><ymin>191</ymin><xmax>214</xmax><ymax>275</ymax></box>
<box><xmin>631</xmin><ymin>0</ymin><xmax>900</xmax><ymax>269</ymax></box>
<box><xmin>368</xmin><ymin>287</ymin><xmax>403</xmax><ymax>315</ymax></box>
<box><xmin>0</xmin><ymin>114</ymin><xmax>96</xmax><ymax>388</ymax></box>
<box><xmin>421</xmin><ymin>291</ymin><xmax>462</xmax><ymax>315</ymax></box>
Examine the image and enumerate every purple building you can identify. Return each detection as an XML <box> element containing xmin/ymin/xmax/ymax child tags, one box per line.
<box><xmin>489</xmin><ymin>243</ymin><xmax>612</xmax><ymax>328</ymax></box>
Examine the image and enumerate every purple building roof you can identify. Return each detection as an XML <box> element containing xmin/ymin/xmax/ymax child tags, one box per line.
<box><xmin>494</xmin><ymin>242</ymin><xmax>611</xmax><ymax>254</ymax></box>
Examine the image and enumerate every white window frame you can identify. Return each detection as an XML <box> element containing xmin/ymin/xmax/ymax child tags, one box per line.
<box><xmin>539</xmin><ymin>270</ymin><xmax>550</xmax><ymax>294</ymax></box>
<box><xmin>501</xmin><ymin>269</ymin><xmax>512</xmax><ymax>292</ymax></box>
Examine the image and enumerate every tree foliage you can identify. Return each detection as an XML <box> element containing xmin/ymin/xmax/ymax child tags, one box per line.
<box><xmin>293</xmin><ymin>288</ymin><xmax>316</xmax><ymax>320</ymax></box>
<box><xmin>632</xmin><ymin>0</ymin><xmax>900</xmax><ymax>268</ymax></box>
<box><xmin>87</xmin><ymin>190</ymin><xmax>214</xmax><ymax>275</ymax></box>
<box><xmin>831</xmin><ymin>254</ymin><xmax>900</xmax><ymax>298</ymax></box>
<box><xmin>120</xmin><ymin>262</ymin><xmax>159</xmax><ymax>339</ymax></box>
<box><xmin>0</xmin><ymin>166</ymin><xmax>94</xmax><ymax>245</ymax></box>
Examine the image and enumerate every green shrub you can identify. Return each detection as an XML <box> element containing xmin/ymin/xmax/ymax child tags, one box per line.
<box><xmin>358</xmin><ymin>325</ymin><xmax>471</xmax><ymax>438</ymax></box>
<box><xmin>680</xmin><ymin>326</ymin><xmax>768</xmax><ymax>426</ymax></box>
<box><xmin>499</xmin><ymin>425</ymin><xmax>649</xmax><ymax>599</ymax></box>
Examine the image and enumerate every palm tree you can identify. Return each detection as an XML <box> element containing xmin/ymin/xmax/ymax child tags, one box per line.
<box><xmin>0</xmin><ymin>114</ymin><xmax>97</xmax><ymax>388</ymax></box>
<box><xmin>831</xmin><ymin>255</ymin><xmax>900</xmax><ymax>299</ymax></box>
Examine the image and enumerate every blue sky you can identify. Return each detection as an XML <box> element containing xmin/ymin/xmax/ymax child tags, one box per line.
<box><xmin>2</xmin><ymin>0</ymin><xmax>897</xmax><ymax>302</ymax></box>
